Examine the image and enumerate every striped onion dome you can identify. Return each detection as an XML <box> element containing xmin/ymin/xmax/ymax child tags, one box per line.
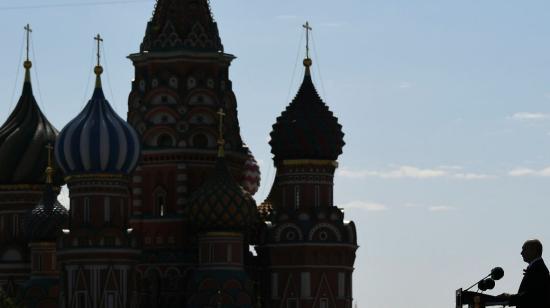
<box><xmin>55</xmin><ymin>66</ymin><xmax>140</xmax><ymax>176</ymax></box>
<box><xmin>0</xmin><ymin>61</ymin><xmax>62</xmax><ymax>185</ymax></box>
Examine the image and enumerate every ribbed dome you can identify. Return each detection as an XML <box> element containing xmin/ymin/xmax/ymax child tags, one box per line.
<box><xmin>185</xmin><ymin>158</ymin><xmax>258</xmax><ymax>232</ymax></box>
<box><xmin>25</xmin><ymin>184</ymin><xmax>68</xmax><ymax>242</ymax></box>
<box><xmin>55</xmin><ymin>70</ymin><xmax>140</xmax><ymax>176</ymax></box>
<box><xmin>269</xmin><ymin>65</ymin><xmax>345</xmax><ymax>164</ymax></box>
<box><xmin>0</xmin><ymin>64</ymin><xmax>61</xmax><ymax>185</ymax></box>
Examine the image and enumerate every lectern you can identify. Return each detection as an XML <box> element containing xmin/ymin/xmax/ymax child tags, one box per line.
<box><xmin>456</xmin><ymin>289</ymin><xmax>508</xmax><ymax>307</ymax></box>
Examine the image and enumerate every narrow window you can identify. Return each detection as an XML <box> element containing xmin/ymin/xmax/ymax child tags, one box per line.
<box><xmin>76</xmin><ymin>292</ymin><xmax>87</xmax><ymax>308</ymax></box>
<box><xmin>271</xmin><ymin>273</ymin><xmax>279</xmax><ymax>299</ymax></box>
<box><xmin>315</xmin><ymin>185</ymin><xmax>320</xmax><ymax>208</ymax></box>
<box><xmin>294</xmin><ymin>186</ymin><xmax>300</xmax><ymax>209</ymax></box>
<box><xmin>320</xmin><ymin>298</ymin><xmax>329</xmax><ymax>308</ymax></box>
<box><xmin>301</xmin><ymin>272</ymin><xmax>311</xmax><ymax>298</ymax></box>
<box><xmin>104</xmin><ymin>197</ymin><xmax>111</xmax><ymax>223</ymax></box>
<box><xmin>105</xmin><ymin>292</ymin><xmax>116</xmax><ymax>308</ymax></box>
<box><xmin>155</xmin><ymin>189</ymin><xmax>167</xmax><ymax>217</ymax></box>
<box><xmin>338</xmin><ymin>272</ymin><xmax>346</xmax><ymax>297</ymax></box>
<box><xmin>282</xmin><ymin>187</ymin><xmax>287</xmax><ymax>208</ymax></box>
<box><xmin>12</xmin><ymin>215</ymin><xmax>19</xmax><ymax>237</ymax></box>
<box><xmin>83</xmin><ymin>198</ymin><xmax>90</xmax><ymax>224</ymax></box>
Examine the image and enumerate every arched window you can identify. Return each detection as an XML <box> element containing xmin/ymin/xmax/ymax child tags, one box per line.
<box><xmin>157</xmin><ymin>134</ymin><xmax>174</xmax><ymax>147</ymax></box>
<box><xmin>192</xmin><ymin>133</ymin><xmax>208</xmax><ymax>149</ymax></box>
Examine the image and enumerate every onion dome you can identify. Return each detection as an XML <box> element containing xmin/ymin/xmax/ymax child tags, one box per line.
<box><xmin>185</xmin><ymin>110</ymin><xmax>258</xmax><ymax>232</ymax></box>
<box><xmin>186</xmin><ymin>158</ymin><xmax>258</xmax><ymax>232</ymax></box>
<box><xmin>240</xmin><ymin>147</ymin><xmax>261</xmax><ymax>196</ymax></box>
<box><xmin>0</xmin><ymin>59</ymin><xmax>62</xmax><ymax>185</ymax></box>
<box><xmin>269</xmin><ymin>59</ymin><xmax>345</xmax><ymax>164</ymax></box>
<box><xmin>25</xmin><ymin>155</ymin><xmax>68</xmax><ymax>242</ymax></box>
<box><xmin>55</xmin><ymin>61</ymin><xmax>140</xmax><ymax>176</ymax></box>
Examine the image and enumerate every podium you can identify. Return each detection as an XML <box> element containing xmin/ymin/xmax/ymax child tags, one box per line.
<box><xmin>456</xmin><ymin>289</ymin><xmax>509</xmax><ymax>308</ymax></box>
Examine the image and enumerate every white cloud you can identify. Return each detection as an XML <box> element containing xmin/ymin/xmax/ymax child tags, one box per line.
<box><xmin>509</xmin><ymin>167</ymin><xmax>550</xmax><ymax>177</ymax></box>
<box><xmin>511</xmin><ymin>112</ymin><xmax>550</xmax><ymax>120</ymax></box>
<box><xmin>338</xmin><ymin>166</ymin><xmax>496</xmax><ymax>180</ymax></box>
<box><xmin>453</xmin><ymin>173</ymin><xmax>494</xmax><ymax>180</ymax></box>
<box><xmin>429</xmin><ymin>205</ymin><xmax>456</xmax><ymax>212</ymax></box>
<box><xmin>340</xmin><ymin>200</ymin><xmax>389</xmax><ymax>211</ymax></box>
<box><xmin>337</xmin><ymin>166</ymin><xmax>446</xmax><ymax>179</ymax></box>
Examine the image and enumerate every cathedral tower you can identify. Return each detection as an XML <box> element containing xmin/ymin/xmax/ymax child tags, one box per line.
<box><xmin>55</xmin><ymin>36</ymin><xmax>141</xmax><ymax>308</ymax></box>
<box><xmin>126</xmin><ymin>1</ymin><xmax>257</xmax><ymax>305</ymax></box>
<box><xmin>258</xmin><ymin>23</ymin><xmax>358</xmax><ymax>308</ymax></box>
<box><xmin>0</xmin><ymin>24</ymin><xmax>62</xmax><ymax>295</ymax></box>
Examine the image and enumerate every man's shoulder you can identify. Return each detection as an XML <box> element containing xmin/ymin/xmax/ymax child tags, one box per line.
<box><xmin>529</xmin><ymin>259</ymin><xmax>550</xmax><ymax>277</ymax></box>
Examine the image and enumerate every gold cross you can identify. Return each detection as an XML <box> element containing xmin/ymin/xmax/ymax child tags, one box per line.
<box><xmin>24</xmin><ymin>24</ymin><xmax>32</xmax><ymax>61</ymax></box>
<box><xmin>94</xmin><ymin>33</ymin><xmax>103</xmax><ymax>66</ymax></box>
<box><xmin>217</xmin><ymin>108</ymin><xmax>226</xmax><ymax>157</ymax></box>
<box><xmin>303</xmin><ymin>21</ymin><xmax>312</xmax><ymax>59</ymax></box>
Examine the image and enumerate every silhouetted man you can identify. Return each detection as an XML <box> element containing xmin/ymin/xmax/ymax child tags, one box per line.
<box><xmin>499</xmin><ymin>239</ymin><xmax>550</xmax><ymax>308</ymax></box>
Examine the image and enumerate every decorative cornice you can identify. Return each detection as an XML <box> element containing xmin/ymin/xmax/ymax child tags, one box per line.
<box><xmin>282</xmin><ymin>159</ymin><xmax>338</xmax><ymax>168</ymax></box>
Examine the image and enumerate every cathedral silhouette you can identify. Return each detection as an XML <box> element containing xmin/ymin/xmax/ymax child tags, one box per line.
<box><xmin>0</xmin><ymin>1</ymin><xmax>358</xmax><ymax>307</ymax></box>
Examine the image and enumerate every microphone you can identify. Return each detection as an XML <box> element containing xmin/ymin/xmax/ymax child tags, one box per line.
<box><xmin>491</xmin><ymin>267</ymin><xmax>504</xmax><ymax>280</ymax></box>
<box><xmin>464</xmin><ymin>266</ymin><xmax>505</xmax><ymax>291</ymax></box>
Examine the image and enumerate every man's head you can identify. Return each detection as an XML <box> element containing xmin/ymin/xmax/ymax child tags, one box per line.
<box><xmin>521</xmin><ymin>239</ymin><xmax>543</xmax><ymax>263</ymax></box>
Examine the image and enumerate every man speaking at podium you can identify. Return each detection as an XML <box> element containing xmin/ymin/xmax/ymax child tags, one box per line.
<box><xmin>498</xmin><ymin>239</ymin><xmax>550</xmax><ymax>307</ymax></box>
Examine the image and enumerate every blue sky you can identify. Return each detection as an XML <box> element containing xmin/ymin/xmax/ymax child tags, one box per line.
<box><xmin>1</xmin><ymin>1</ymin><xmax>550</xmax><ymax>307</ymax></box>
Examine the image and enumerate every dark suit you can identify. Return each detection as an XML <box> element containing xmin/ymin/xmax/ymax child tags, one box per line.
<box><xmin>509</xmin><ymin>258</ymin><xmax>550</xmax><ymax>308</ymax></box>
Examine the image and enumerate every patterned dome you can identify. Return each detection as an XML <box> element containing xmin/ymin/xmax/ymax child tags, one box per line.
<box><xmin>185</xmin><ymin>158</ymin><xmax>258</xmax><ymax>232</ymax></box>
<box><xmin>25</xmin><ymin>184</ymin><xmax>68</xmax><ymax>242</ymax></box>
<box><xmin>269</xmin><ymin>63</ymin><xmax>345</xmax><ymax>164</ymax></box>
<box><xmin>240</xmin><ymin>147</ymin><xmax>261</xmax><ymax>196</ymax></box>
<box><xmin>55</xmin><ymin>68</ymin><xmax>140</xmax><ymax>176</ymax></box>
<box><xmin>0</xmin><ymin>62</ymin><xmax>62</xmax><ymax>185</ymax></box>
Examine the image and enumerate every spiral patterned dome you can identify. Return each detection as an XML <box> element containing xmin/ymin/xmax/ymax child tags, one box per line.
<box><xmin>240</xmin><ymin>147</ymin><xmax>261</xmax><ymax>196</ymax></box>
<box><xmin>269</xmin><ymin>62</ymin><xmax>345</xmax><ymax>164</ymax></box>
<box><xmin>185</xmin><ymin>158</ymin><xmax>258</xmax><ymax>232</ymax></box>
<box><xmin>55</xmin><ymin>68</ymin><xmax>140</xmax><ymax>176</ymax></box>
<box><xmin>0</xmin><ymin>62</ymin><xmax>62</xmax><ymax>185</ymax></box>
<box><xmin>25</xmin><ymin>184</ymin><xmax>68</xmax><ymax>242</ymax></box>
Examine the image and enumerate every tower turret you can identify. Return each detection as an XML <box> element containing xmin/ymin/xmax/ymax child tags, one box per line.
<box><xmin>56</xmin><ymin>35</ymin><xmax>140</xmax><ymax>308</ymax></box>
<box><xmin>258</xmin><ymin>23</ymin><xmax>357</xmax><ymax>308</ymax></box>
<box><xmin>126</xmin><ymin>3</ymin><xmax>255</xmax><ymax>303</ymax></box>
<box><xmin>0</xmin><ymin>24</ymin><xmax>61</xmax><ymax>295</ymax></box>
<box><xmin>184</xmin><ymin>109</ymin><xmax>258</xmax><ymax>308</ymax></box>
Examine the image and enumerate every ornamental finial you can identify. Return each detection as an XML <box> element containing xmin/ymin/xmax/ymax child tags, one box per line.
<box><xmin>45</xmin><ymin>143</ymin><xmax>54</xmax><ymax>184</ymax></box>
<box><xmin>217</xmin><ymin>108</ymin><xmax>226</xmax><ymax>158</ymax></box>
<box><xmin>23</xmin><ymin>24</ymin><xmax>33</xmax><ymax>82</ymax></box>
<box><xmin>94</xmin><ymin>34</ymin><xmax>104</xmax><ymax>88</ymax></box>
<box><xmin>302</xmin><ymin>21</ymin><xmax>313</xmax><ymax>75</ymax></box>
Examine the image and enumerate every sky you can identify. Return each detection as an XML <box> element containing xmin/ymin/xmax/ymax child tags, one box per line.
<box><xmin>1</xmin><ymin>0</ymin><xmax>550</xmax><ymax>307</ymax></box>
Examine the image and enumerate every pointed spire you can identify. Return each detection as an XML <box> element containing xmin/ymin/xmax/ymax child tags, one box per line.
<box><xmin>23</xmin><ymin>24</ymin><xmax>33</xmax><ymax>83</ymax></box>
<box><xmin>302</xmin><ymin>21</ymin><xmax>313</xmax><ymax>76</ymax></box>
<box><xmin>217</xmin><ymin>108</ymin><xmax>226</xmax><ymax>158</ymax></box>
<box><xmin>141</xmin><ymin>0</ymin><xmax>223</xmax><ymax>52</ymax></box>
<box><xmin>94</xmin><ymin>34</ymin><xmax>104</xmax><ymax>89</ymax></box>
